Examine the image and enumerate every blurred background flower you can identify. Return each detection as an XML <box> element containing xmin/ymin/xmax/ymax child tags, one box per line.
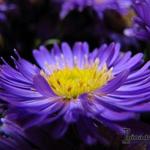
<box><xmin>0</xmin><ymin>0</ymin><xmax>139</xmax><ymax>59</ymax></box>
<box><xmin>57</xmin><ymin>0</ymin><xmax>132</xmax><ymax>19</ymax></box>
<box><xmin>0</xmin><ymin>118</ymin><xmax>38</xmax><ymax>150</ymax></box>
<box><xmin>125</xmin><ymin>0</ymin><xmax>150</xmax><ymax>41</ymax></box>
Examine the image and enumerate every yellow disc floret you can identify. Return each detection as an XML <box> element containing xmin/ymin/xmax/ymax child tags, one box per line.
<box><xmin>41</xmin><ymin>58</ymin><xmax>112</xmax><ymax>99</ymax></box>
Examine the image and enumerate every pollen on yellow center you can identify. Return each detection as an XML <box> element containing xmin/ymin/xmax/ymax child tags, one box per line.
<box><xmin>41</xmin><ymin>59</ymin><xmax>112</xmax><ymax>99</ymax></box>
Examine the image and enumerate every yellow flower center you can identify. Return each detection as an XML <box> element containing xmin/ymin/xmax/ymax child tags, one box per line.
<box><xmin>123</xmin><ymin>9</ymin><xmax>136</xmax><ymax>27</ymax></box>
<box><xmin>41</xmin><ymin>58</ymin><xmax>112</xmax><ymax>99</ymax></box>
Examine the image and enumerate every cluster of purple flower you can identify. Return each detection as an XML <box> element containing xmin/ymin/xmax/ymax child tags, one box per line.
<box><xmin>0</xmin><ymin>0</ymin><xmax>150</xmax><ymax>150</ymax></box>
<box><xmin>59</xmin><ymin>0</ymin><xmax>132</xmax><ymax>19</ymax></box>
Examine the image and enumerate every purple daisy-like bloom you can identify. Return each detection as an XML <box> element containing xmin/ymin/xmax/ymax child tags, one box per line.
<box><xmin>57</xmin><ymin>0</ymin><xmax>132</xmax><ymax>19</ymax></box>
<box><xmin>125</xmin><ymin>0</ymin><xmax>150</xmax><ymax>40</ymax></box>
<box><xmin>0</xmin><ymin>42</ymin><xmax>150</xmax><ymax>144</ymax></box>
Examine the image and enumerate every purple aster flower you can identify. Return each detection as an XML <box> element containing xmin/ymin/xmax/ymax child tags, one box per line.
<box><xmin>0</xmin><ymin>42</ymin><xmax>150</xmax><ymax>144</ymax></box>
<box><xmin>57</xmin><ymin>0</ymin><xmax>132</xmax><ymax>19</ymax></box>
<box><xmin>125</xmin><ymin>0</ymin><xmax>150</xmax><ymax>41</ymax></box>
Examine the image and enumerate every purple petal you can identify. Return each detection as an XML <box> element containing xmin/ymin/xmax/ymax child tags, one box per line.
<box><xmin>33</xmin><ymin>74</ymin><xmax>55</xmax><ymax>97</ymax></box>
<box><xmin>95</xmin><ymin>70</ymin><xmax>129</xmax><ymax>94</ymax></box>
<box><xmin>101</xmin><ymin>109</ymin><xmax>137</xmax><ymax>121</ymax></box>
<box><xmin>61</xmin><ymin>42</ymin><xmax>73</xmax><ymax>67</ymax></box>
